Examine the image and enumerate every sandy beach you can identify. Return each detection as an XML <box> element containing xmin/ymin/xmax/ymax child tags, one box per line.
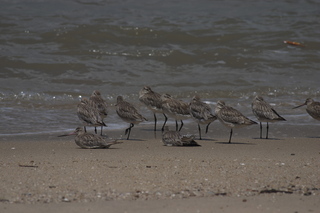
<box><xmin>1</xmin><ymin>0</ymin><xmax>320</xmax><ymax>212</ymax></box>
<box><xmin>0</xmin><ymin>123</ymin><xmax>319</xmax><ymax>212</ymax></box>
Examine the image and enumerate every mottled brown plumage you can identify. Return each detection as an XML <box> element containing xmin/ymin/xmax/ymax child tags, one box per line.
<box><xmin>90</xmin><ymin>90</ymin><xmax>108</xmax><ymax>135</ymax></box>
<box><xmin>162</xmin><ymin>126</ymin><xmax>200</xmax><ymax>146</ymax></box>
<box><xmin>161</xmin><ymin>93</ymin><xmax>191</xmax><ymax>132</ymax></box>
<box><xmin>189</xmin><ymin>95</ymin><xmax>217</xmax><ymax>140</ymax></box>
<box><xmin>139</xmin><ymin>86</ymin><xmax>166</xmax><ymax>131</ymax></box>
<box><xmin>215</xmin><ymin>100</ymin><xmax>257</xmax><ymax>143</ymax></box>
<box><xmin>60</xmin><ymin>127</ymin><xmax>121</xmax><ymax>149</ymax></box>
<box><xmin>77</xmin><ymin>97</ymin><xmax>106</xmax><ymax>133</ymax></box>
<box><xmin>293</xmin><ymin>98</ymin><xmax>320</xmax><ymax>121</ymax></box>
<box><xmin>252</xmin><ymin>96</ymin><xmax>286</xmax><ymax>139</ymax></box>
<box><xmin>116</xmin><ymin>96</ymin><xmax>147</xmax><ymax>140</ymax></box>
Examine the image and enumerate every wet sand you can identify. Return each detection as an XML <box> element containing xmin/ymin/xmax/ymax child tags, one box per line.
<box><xmin>0</xmin><ymin>123</ymin><xmax>319</xmax><ymax>212</ymax></box>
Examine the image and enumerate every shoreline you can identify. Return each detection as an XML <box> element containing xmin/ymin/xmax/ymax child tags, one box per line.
<box><xmin>0</xmin><ymin>124</ymin><xmax>319</xmax><ymax>212</ymax></box>
<box><xmin>2</xmin><ymin>119</ymin><xmax>320</xmax><ymax>139</ymax></box>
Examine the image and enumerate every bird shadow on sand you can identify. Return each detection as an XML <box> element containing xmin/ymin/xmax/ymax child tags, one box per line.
<box><xmin>120</xmin><ymin>138</ymin><xmax>146</xmax><ymax>142</ymax></box>
<box><xmin>252</xmin><ymin>137</ymin><xmax>282</xmax><ymax>140</ymax></box>
<box><xmin>75</xmin><ymin>147</ymin><xmax>122</xmax><ymax>150</ymax></box>
<box><xmin>215</xmin><ymin>141</ymin><xmax>256</xmax><ymax>145</ymax></box>
<box><xmin>162</xmin><ymin>145</ymin><xmax>202</xmax><ymax>148</ymax></box>
<box><xmin>196</xmin><ymin>138</ymin><xmax>217</xmax><ymax>142</ymax></box>
<box><xmin>306</xmin><ymin>136</ymin><xmax>320</xmax><ymax>139</ymax></box>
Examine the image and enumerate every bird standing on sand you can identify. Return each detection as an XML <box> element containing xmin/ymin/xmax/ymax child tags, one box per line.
<box><xmin>59</xmin><ymin>127</ymin><xmax>122</xmax><ymax>149</ymax></box>
<box><xmin>90</xmin><ymin>90</ymin><xmax>108</xmax><ymax>135</ymax></box>
<box><xmin>189</xmin><ymin>95</ymin><xmax>217</xmax><ymax>140</ymax></box>
<box><xmin>293</xmin><ymin>98</ymin><xmax>320</xmax><ymax>121</ymax></box>
<box><xmin>161</xmin><ymin>94</ymin><xmax>191</xmax><ymax>132</ymax></box>
<box><xmin>251</xmin><ymin>96</ymin><xmax>286</xmax><ymax>139</ymax></box>
<box><xmin>162</xmin><ymin>126</ymin><xmax>200</xmax><ymax>146</ymax></box>
<box><xmin>116</xmin><ymin>96</ymin><xmax>147</xmax><ymax>140</ymax></box>
<box><xmin>215</xmin><ymin>100</ymin><xmax>257</xmax><ymax>143</ymax></box>
<box><xmin>77</xmin><ymin>97</ymin><xmax>106</xmax><ymax>133</ymax></box>
<box><xmin>139</xmin><ymin>86</ymin><xmax>166</xmax><ymax>132</ymax></box>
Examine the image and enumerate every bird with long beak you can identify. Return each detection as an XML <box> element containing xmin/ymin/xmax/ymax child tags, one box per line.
<box><xmin>162</xmin><ymin>126</ymin><xmax>200</xmax><ymax>146</ymax></box>
<box><xmin>189</xmin><ymin>95</ymin><xmax>217</xmax><ymax>140</ymax></box>
<box><xmin>215</xmin><ymin>100</ymin><xmax>257</xmax><ymax>143</ymax></box>
<box><xmin>116</xmin><ymin>96</ymin><xmax>147</xmax><ymax>140</ymax></box>
<box><xmin>293</xmin><ymin>98</ymin><xmax>320</xmax><ymax>121</ymax></box>
<box><xmin>139</xmin><ymin>86</ymin><xmax>166</xmax><ymax>132</ymax></box>
<box><xmin>252</xmin><ymin>96</ymin><xmax>286</xmax><ymax>139</ymax></box>
<box><xmin>77</xmin><ymin>97</ymin><xmax>107</xmax><ymax>134</ymax></box>
<box><xmin>59</xmin><ymin>127</ymin><xmax>122</xmax><ymax>149</ymax></box>
<box><xmin>89</xmin><ymin>90</ymin><xmax>108</xmax><ymax>135</ymax></box>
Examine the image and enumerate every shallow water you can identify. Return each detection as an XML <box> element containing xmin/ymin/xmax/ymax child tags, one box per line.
<box><xmin>1</xmin><ymin>0</ymin><xmax>320</xmax><ymax>135</ymax></box>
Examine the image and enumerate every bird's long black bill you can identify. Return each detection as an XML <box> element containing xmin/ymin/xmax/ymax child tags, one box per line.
<box><xmin>292</xmin><ymin>103</ymin><xmax>305</xmax><ymax>109</ymax></box>
<box><xmin>58</xmin><ymin>134</ymin><xmax>72</xmax><ymax>137</ymax></box>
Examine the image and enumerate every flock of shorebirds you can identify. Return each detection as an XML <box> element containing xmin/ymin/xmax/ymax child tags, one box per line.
<box><xmin>60</xmin><ymin>86</ymin><xmax>320</xmax><ymax>148</ymax></box>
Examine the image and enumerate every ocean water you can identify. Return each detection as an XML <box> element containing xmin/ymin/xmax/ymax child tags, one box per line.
<box><xmin>1</xmin><ymin>0</ymin><xmax>320</xmax><ymax>135</ymax></box>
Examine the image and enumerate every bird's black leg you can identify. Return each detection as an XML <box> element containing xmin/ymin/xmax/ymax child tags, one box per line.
<box><xmin>259</xmin><ymin>122</ymin><xmax>262</xmax><ymax>139</ymax></box>
<box><xmin>153</xmin><ymin>113</ymin><xmax>157</xmax><ymax>132</ymax></box>
<box><xmin>228</xmin><ymin>129</ymin><xmax>233</xmax><ymax>143</ymax></box>
<box><xmin>205</xmin><ymin>122</ymin><xmax>211</xmax><ymax>134</ymax></box>
<box><xmin>161</xmin><ymin>113</ymin><xmax>167</xmax><ymax>132</ymax></box>
<box><xmin>178</xmin><ymin>120</ymin><xmax>184</xmax><ymax>132</ymax></box>
<box><xmin>198</xmin><ymin>124</ymin><xmax>202</xmax><ymax>140</ymax></box>
<box><xmin>126</xmin><ymin>123</ymin><xmax>134</xmax><ymax>140</ymax></box>
<box><xmin>266</xmin><ymin>122</ymin><xmax>269</xmax><ymax>139</ymax></box>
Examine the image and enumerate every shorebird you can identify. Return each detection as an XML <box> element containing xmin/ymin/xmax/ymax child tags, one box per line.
<box><xmin>59</xmin><ymin>127</ymin><xmax>122</xmax><ymax>149</ymax></box>
<box><xmin>162</xmin><ymin>126</ymin><xmax>200</xmax><ymax>146</ymax></box>
<box><xmin>161</xmin><ymin>94</ymin><xmax>191</xmax><ymax>132</ymax></box>
<box><xmin>215</xmin><ymin>100</ymin><xmax>257</xmax><ymax>143</ymax></box>
<box><xmin>90</xmin><ymin>90</ymin><xmax>108</xmax><ymax>135</ymax></box>
<box><xmin>139</xmin><ymin>86</ymin><xmax>166</xmax><ymax>132</ymax></box>
<box><xmin>189</xmin><ymin>95</ymin><xmax>217</xmax><ymax>140</ymax></box>
<box><xmin>77</xmin><ymin>97</ymin><xmax>106</xmax><ymax>133</ymax></box>
<box><xmin>116</xmin><ymin>96</ymin><xmax>147</xmax><ymax>140</ymax></box>
<box><xmin>293</xmin><ymin>98</ymin><xmax>320</xmax><ymax>121</ymax></box>
<box><xmin>251</xmin><ymin>96</ymin><xmax>286</xmax><ymax>139</ymax></box>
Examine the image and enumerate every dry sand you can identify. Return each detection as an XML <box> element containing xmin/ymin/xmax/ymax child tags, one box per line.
<box><xmin>0</xmin><ymin>123</ymin><xmax>319</xmax><ymax>212</ymax></box>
